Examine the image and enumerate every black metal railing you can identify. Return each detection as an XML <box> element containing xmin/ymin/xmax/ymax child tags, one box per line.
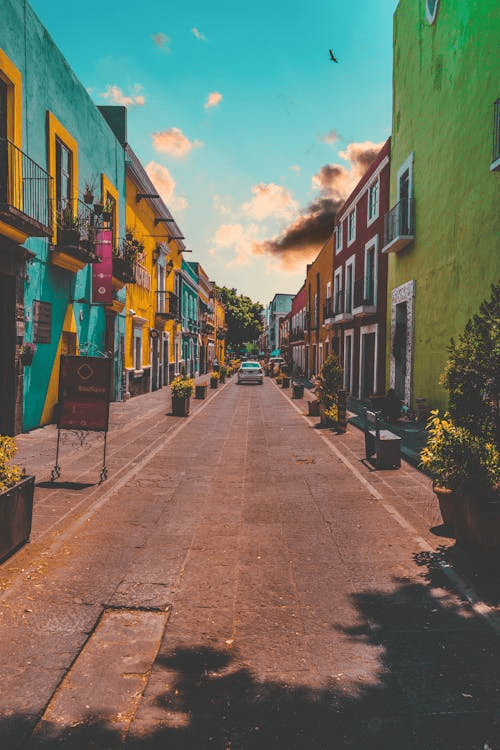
<box><xmin>0</xmin><ymin>137</ymin><xmax>53</xmax><ymax>235</ymax></box>
<box><xmin>156</xmin><ymin>291</ymin><xmax>179</xmax><ymax>318</ymax></box>
<box><xmin>290</xmin><ymin>327</ymin><xmax>304</xmax><ymax>342</ymax></box>
<box><xmin>493</xmin><ymin>98</ymin><xmax>500</xmax><ymax>164</ymax></box>
<box><xmin>323</xmin><ymin>297</ymin><xmax>334</xmax><ymax>320</ymax></box>
<box><xmin>354</xmin><ymin>277</ymin><xmax>374</xmax><ymax>308</ymax></box>
<box><xmin>335</xmin><ymin>289</ymin><xmax>344</xmax><ymax>316</ymax></box>
<box><xmin>383</xmin><ymin>197</ymin><xmax>415</xmax><ymax>247</ymax></box>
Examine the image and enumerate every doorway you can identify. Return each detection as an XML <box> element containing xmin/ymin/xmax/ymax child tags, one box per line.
<box><xmin>360</xmin><ymin>331</ymin><xmax>376</xmax><ymax>399</ymax></box>
<box><xmin>394</xmin><ymin>301</ymin><xmax>408</xmax><ymax>400</ymax></box>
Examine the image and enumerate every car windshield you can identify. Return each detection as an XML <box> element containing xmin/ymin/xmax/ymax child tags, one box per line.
<box><xmin>241</xmin><ymin>362</ymin><xmax>260</xmax><ymax>369</ymax></box>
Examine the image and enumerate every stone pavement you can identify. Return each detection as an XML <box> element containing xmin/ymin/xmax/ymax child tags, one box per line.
<box><xmin>1</xmin><ymin>375</ymin><xmax>500</xmax><ymax>749</ymax></box>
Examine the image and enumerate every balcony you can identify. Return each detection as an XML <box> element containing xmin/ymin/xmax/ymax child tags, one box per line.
<box><xmin>381</xmin><ymin>198</ymin><xmax>415</xmax><ymax>254</ymax></box>
<box><xmin>323</xmin><ymin>297</ymin><xmax>334</xmax><ymax>323</ymax></box>
<box><xmin>156</xmin><ymin>291</ymin><xmax>179</xmax><ymax>325</ymax></box>
<box><xmin>51</xmin><ymin>199</ymin><xmax>100</xmax><ymax>272</ymax></box>
<box><xmin>352</xmin><ymin>277</ymin><xmax>376</xmax><ymax>317</ymax></box>
<box><xmin>0</xmin><ymin>137</ymin><xmax>53</xmax><ymax>242</ymax></box>
<box><xmin>491</xmin><ymin>98</ymin><xmax>500</xmax><ymax>171</ymax></box>
<box><xmin>334</xmin><ymin>289</ymin><xmax>353</xmax><ymax>323</ymax></box>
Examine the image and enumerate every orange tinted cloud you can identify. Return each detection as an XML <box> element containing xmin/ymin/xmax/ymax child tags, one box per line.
<box><xmin>101</xmin><ymin>84</ymin><xmax>145</xmax><ymax>106</ymax></box>
<box><xmin>145</xmin><ymin>161</ymin><xmax>188</xmax><ymax>212</ymax></box>
<box><xmin>152</xmin><ymin>128</ymin><xmax>204</xmax><ymax>157</ymax></box>
<box><xmin>205</xmin><ymin>92</ymin><xmax>222</xmax><ymax>109</ymax></box>
<box><xmin>242</xmin><ymin>183</ymin><xmax>299</xmax><ymax>221</ymax></box>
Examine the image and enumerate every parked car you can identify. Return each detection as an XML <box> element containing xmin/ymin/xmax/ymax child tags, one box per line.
<box><xmin>237</xmin><ymin>361</ymin><xmax>264</xmax><ymax>385</ymax></box>
<box><xmin>268</xmin><ymin>357</ymin><xmax>286</xmax><ymax>376</ymax></box>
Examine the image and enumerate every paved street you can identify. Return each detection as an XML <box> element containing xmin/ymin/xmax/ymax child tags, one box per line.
<box><xmin>2</xmin><ymin>376</ymin><xmax>500</xmax><ymax>749</ymax></box>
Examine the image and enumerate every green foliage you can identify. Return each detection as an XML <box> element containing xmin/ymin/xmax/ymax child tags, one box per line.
<box><xmin>0</xmin><ymin>436</ymin><xmax>23</xmax><ymax>492</ymax></box>
<box><xmin>215</xmin><ymin>286</ymin><xmax>264</xmax><ymax>348</ymax></box>
<box><xmin>440</xmin><ymin>282</ymin><xmax>500</xmax><ymax>445</ymax></box>
<box><xmin>420</xmin><ymin>411</ymin><xmax>500</xmax><ymax>495</ymax></box>
<box><xmin>170</xmin><ymin>377</ymin><xmax>194</xmax><ymax>398</ymax></box>
<box><xmin>314</xmin><ymin>354</ymin><xmax>343</xmax><ymax>405</ymax></box>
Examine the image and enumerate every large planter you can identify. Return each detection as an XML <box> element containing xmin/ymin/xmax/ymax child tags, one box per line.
<box><xmin>60</xmin><ymin>228</ymin><xmax>80</xmax><ymax>246</ymax></box>
<box><xmin>454</xmin><ymin>492</ymin><xmax>500</xmax><ymax>554</ymax></box>
<box><xmin>171</xmin><ymin>396</ymin><xmax>190</xmax><ymax>417</ymax></box>
<box><xmin>433</xmin><ymin>485</ymin><xmax>458</xmax><ymax>528</ymax></box>
<box><xmin>210</xmin><ymin>377</ymin><xmax>219</xmax><ymax>389</ymax></box>
<box><xmin>20</xmin><ymin>350</ymin><xmax>34</xmax><ymax>366</ymax></box>
<box><xmin>281</xmin><ymin>377</ymin><xmax>290</xmax><ymax>389</ymax></box>
<box><xmin>0</xmin><ymin>475</ymin><xmax>35</xmax><ymax>563</ymax></box>
<box><xmin>292</xmin><ymin>383</ymin><xmax>304</xmax><ymax>399</ymax></box>
<box><xmin>195</xmin><ymin>384</ymin><xmax>208</xmax><ymax>400</ymax></box>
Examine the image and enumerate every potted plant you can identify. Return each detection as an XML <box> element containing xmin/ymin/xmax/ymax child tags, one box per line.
<box><xmin>102</xmin><ymin>199</ymin><xmax>114</xmax><ymax>223</ymax></box>
<box><xmin>170</xmin><ymin>376</ymin><xmax>194</xmax><ymax>417</ymax></box>
<box><xmin>83</xmin><ymin>178</ymin><xmax>96</xmax><ymax>205</ymax></box>
<box><xmin>312</xmin><ymin>353</ymin><xmax>343</xmax><ymax>421</ymax></box>
<box><xmin>19</xmin><ymin>342</ymin><xmax>36</xmax><ymax>366</ymax></box>
<box><xmin>210</xmin><ymin>371</ymin><xmax>220</xmax><ymax>389</ymax></box>
<box><xmin>195</xmin><ymin>381</ymin><xmax>208</xmax><ymax>400</ymax></box>
<box><xmin>60</xmin><ymin>204</ymin><xmax>80</xmax><ymax>246</ymax></box>
<box><xmin>0</xmin><ymin>436</ymin><xmax>35</xmax><ymax>563</ymax></box>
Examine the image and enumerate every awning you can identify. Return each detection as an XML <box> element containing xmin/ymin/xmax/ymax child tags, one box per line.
<box><xmin>270</xmin><ymin>349</ymin><xmax>281</xmax><ymax>356</ymax></box>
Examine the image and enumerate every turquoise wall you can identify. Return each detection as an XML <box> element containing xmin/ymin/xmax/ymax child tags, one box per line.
<box><xmin>2</xmin><ymin>0</ymin><xmax>126</xmax><ymax>430</ymax></box>
<box><xmin>388</xmin><ymin>0</ymin><xmax>500</xmax><ymax>410</ymax></box>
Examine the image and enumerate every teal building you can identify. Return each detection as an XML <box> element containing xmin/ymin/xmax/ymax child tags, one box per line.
<box><xmin>0</xmin><ymin>0</ymin><xmax>127</xmax><ymax>433</ymax></box>
<box><xmin>179</xmin><ymin>259</ymin><xmax>200</xmax><ymax>377</ymax></box>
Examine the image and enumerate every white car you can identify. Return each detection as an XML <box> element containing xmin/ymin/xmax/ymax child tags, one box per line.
<box><xmin>237</xmin><ymin>361</ymin><xmax>264</xmax><ymax>385</ymax></box>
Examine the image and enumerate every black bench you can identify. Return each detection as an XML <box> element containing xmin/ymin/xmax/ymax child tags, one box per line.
<box><xmin>364</xmin><ymin>410</ymin><xmax>401</xmax><ymax>469</ymax></box>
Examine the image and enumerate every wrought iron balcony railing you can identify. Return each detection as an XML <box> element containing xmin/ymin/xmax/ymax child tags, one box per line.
<box><xmin>382</xmin><ymin>197</ymin><xmax>415</xmax><ymax>254</ymax></box>
<box><xmin>335</xmin><ymin>289</ymin><xmax>345</xmax><ymax>316</ymax></box>
<box><xmin>156</xmin><ymin>291</ymin><xmax>179</xmax><ymax>319</ymax></box>
<box><xmin>323</xmin><ymin>297</ymin><xmax>334</xmax><ymax>320</ymax></box>
<box><xmin>0</xmin><ymin>137</ymin><xmax>53</xmax><ymax>237</ymax></box>
<box><xmin>353</xmin><ymin>277</ymin><xmax>375</xmax><ymax>311</ymax></box>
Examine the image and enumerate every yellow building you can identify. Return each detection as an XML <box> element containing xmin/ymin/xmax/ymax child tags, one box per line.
<box><xmin>123</xmin><ymin>147</ymin><xmax>185</xmax><ymax>397</ymax></box>
<box><xmin>213</xmin><ymin>288</ymin><xmax>226</xmax><ymax>365</ymax></box>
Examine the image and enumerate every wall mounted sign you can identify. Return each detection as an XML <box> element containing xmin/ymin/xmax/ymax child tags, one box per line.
<box><xmin>32</xmin><ymin>300</ymin><xmax>52</xmax><ymax>343</ymax></box>
<box><xmin>58</xmin><ymin>355</ymin><xmax>111</xmax><ymax>431</ymax></box>
<box><xmin>92</xmin><ymin>229</ymin><xmax>113</xmax><ymax>305</ymax></box>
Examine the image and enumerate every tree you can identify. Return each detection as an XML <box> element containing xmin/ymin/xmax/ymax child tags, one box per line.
<box><xmin>215</xmin><ymin>286</ymin><xmax>264</xmax><ymax>351</ymax></box>
<box><xmin>440</xmin><ymin>281</ymin><xmax>500</xmax><ymax>446</ymax></box>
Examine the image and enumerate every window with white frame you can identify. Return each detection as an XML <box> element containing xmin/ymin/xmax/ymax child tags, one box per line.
<box><xmin>364</xmin><ymin>236</ymin><xmax>378</xmax><ymax>305</ymax></box>
<box><xmin>345</xmin><ymin>255</ymin><xmax>355</xmax><ymax>314</ymax></box>
<box><xmin>335</xmin><ymin>223</ymin><xmax>343</xmax><ymax>254</ymax></box>
<box><xmin>344</xmin><ymin>331</ymin><xmax>353</xmax><ymax>392</ymax></box>
<box><xmin>334</xmin><ymin>268</ymin><xmax>342</xmax><ymax>314</ymax></box>
<box><xmin>367</xmin><ymin>178</ymin><xmax>379</xmax><ymax>225</ymax></box>
<box><xmin>347</xmin><ymin>208</ymin><xmax>356</xmax><ymax>245</ymax></box>
<box><xmin>132</xmin><ymin>319</ymin><xmax>146</xmax><ymax>372</ymax></box>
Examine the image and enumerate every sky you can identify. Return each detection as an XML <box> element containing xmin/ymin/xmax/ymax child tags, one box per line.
<box><xmin>30</xmin><ymin>0</ymin><xmax>397</xmax><ymax>308</ymax></box>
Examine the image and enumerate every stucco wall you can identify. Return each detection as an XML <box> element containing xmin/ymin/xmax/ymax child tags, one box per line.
<box><xmin>388</xmin><ymin>0</ymin><xmax>500</xmax><ymax>410</ymax></box>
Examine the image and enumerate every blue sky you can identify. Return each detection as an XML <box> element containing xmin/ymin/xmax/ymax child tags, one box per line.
<box><xmin>31</xmin><ymin>0</ymin><xmax>397</xmax><ymax>307</ymax></box>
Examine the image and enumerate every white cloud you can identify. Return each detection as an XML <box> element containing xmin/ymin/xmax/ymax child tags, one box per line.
<box><xmin>317</xmin><ymin>129</ymin><xmax>340</xmax><ymax>145</ymax></box>
<box><xmin>152</xmin><ymin>128</ymin><xmax>204</xmax><ymax>157</ymax></box>
<box><xmin>152</xmin><ymin>32</ymin><xmax>172</xmax><ymax>53</ymax></box>
<box><xmin>204</xmin><ymin>91</ymin><xmax>222</xmax><ymax>110</ymax></box>
<box><xmin>242</xmin><ymin>183</ymin><xmax>299</xmax><ymax>221</ymax></box>
<box><xmin>289</xmin><ymin>165</ymin><xmax>301</xmax><ymax>174</ymax></box>
<box><xmin>211</xmin><ymin>223</ymin><xmax>259</xmax><ymax>268</ymax></box>
<box><xmin>101</xmin><ymin>84</ymin><xmax>145</xmax><ymax>107</ymax></box>
<box><xmin>191</xmin><ymin>27</ymin><xmax>207</xmax><ymax>41</ymax></box>
<box><xmin>145</xmin><ymin>161</ymin><xmax>188</xmax><ymax>212</ymax></box>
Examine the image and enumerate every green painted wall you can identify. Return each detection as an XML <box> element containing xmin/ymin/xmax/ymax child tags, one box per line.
<box><xmin>388</xmin><ymin>0</ymin><xmax>500</xmax><ymax>411</ymax></box>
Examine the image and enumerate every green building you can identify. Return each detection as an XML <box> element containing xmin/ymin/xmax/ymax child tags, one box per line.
<box><xmin>0</xmin><ymin>0</ymin><xmax>127</xmax><ymax>433</ymax></box>
<box><xmin>383</xmin><ymin>0</ymin><xmax>500</xmax><ymax>411</ymax></box>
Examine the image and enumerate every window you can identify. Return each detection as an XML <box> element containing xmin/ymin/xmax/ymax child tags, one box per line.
<box><xmin>345</xmin><ymin>256</ymin><xmax>355</xmax><ymax>314</ymax></box>
<box><xmin>335</xmin><ymin>223</ymin><xmax>343</xmax><ymax>254</ymax></box>
<box><xmin>134</xmin><ymin>327</ymin><xmax>142</xmax><ymax>371</ymax></box>
<box><xmin>334</xmin><ymin>269</ymin><xmax>342</xmax><ymax>315</ymax></box>
<box><xmin>56</xmin><ymin>138</ymin><xmax>73</xmax><ymax>211</ymax></box>
<box><xmin>367</xmin><ymin>178</ymin><xmax>379</xmax><ymax>225</ymax></box>
<box><xmin>364</xmin><ymin>236</ymin><xmax>378</xmax><ymax>306</ymax></box>
<box><xmin>347</xmin><ymin>208</ymin><xmax>356</xmax><ymax>245</ymax></box>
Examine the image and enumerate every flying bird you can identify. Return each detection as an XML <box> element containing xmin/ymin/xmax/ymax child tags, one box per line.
<box><xmin>329</xmin><ymin>49</ymin><xmax>338</xmax><ymax>62</ymax></box>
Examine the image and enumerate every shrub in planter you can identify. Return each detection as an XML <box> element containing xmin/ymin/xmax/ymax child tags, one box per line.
<box><xmin>314</xmin><ymin>353</ymin><xmax>343</xmax><ymax>409</ymax></box>
<box><xmin>0</xmin><ymin>436</ymin><xmax>35</xmax><ymax>562</ymax></box>
<box><xmin>195</xmin><ymin>383</ymin><xmax>208</xmax><ymax>400</ymax></box>
<box><xmin>210</xmin><ymin>371</ymin><xmax>219</xmax><ymax>388</ymax></box>
<box><xmin>170</xmin><ymin>377</ymin><xmax>194</xmax><ymax>417</ymax></box>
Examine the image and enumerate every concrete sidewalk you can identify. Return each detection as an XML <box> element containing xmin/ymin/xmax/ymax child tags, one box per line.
<box><xmin>2</xmin><ymin>375</ymin><xmax>500</xmax><ymax>748</ymax></box>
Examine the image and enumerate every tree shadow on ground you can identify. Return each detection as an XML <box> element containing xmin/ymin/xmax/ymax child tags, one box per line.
<box><xmin>2</xmin><ymin>572</ymin><xmax>500</xmax><ymax>749</ymax></box>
